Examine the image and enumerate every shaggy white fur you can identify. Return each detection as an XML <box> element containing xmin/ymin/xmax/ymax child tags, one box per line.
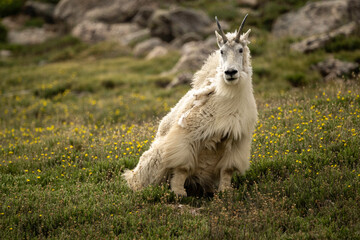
<box><xmin>123</xmin><ymin>29</ymin><xmax>258</xmax><ymax>196</ymax></box>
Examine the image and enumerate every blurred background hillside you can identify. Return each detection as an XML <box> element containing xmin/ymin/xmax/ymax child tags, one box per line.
<box><xmin>1</xmin><ymin>0</ymin><xmax>359</xmax><ymax>93</ymax></box>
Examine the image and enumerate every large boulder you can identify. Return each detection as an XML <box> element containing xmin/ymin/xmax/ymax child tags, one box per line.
<box><xmin>149</xmin><ymin>8</ymin><xmax>212</xmax><ymax>42</ymax></box>
<box><xmin>71</xmin><ymin>21</ymin><xmax>141</xmax><ymax>44</ymax></box>
<box><xmin>163</xmin><ymin>38</ymin><xmax>217</xmax><ymax>88</ymax></box>
<box><xmin>166</xmin><ymin>40</ymin><xmax>215</xmax><ymax>75</ymax></box>
<box><xmin>311</xmin><ymin>58</ymin><xmax>359</xmax><ymax>81</ymax></box>
<box><xmin>54</xmin><ymin>0</ymin><xmax>100</xmax><ymax>26</ymax></box>
<box><xmin>54</xmin><ymin>0</ymin><xmax>148</xmax><ymax>26</ymax></box>
<box><xmin>272</xmin><ymin>0</ymin><xmax>357</xmax><ymax>38</ymax></box>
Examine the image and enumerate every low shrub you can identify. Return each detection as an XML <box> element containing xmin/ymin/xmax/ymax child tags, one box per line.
<box><xmin>325</xmin><ymin>35</ymin><xmax>360</xmax><ymax>53</ymax></box>
<box><xmin>0</xmin><ymin>22</ymin><xmax>7</xmax><ymax>42</ymax></box>
<box><xmin>0</xmin><ymin>0</ymin><xmax>24</xmax><ymax>17</ymax></box>
<box><xmin>285</xmin><ymin>72</ymin><xmax>307</xmax><ymax>87</ymax></box>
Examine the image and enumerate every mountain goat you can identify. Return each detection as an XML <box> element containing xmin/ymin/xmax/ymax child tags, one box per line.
<box><xmin>123</xmin><ymin>15</ymin><xmax>257</xmax><ymax>196</ymax></box>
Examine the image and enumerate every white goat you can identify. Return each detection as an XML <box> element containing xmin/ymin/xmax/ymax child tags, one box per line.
<box><xmin>123</xmin><ymin>15</ymin><xmax>258</xmax><ymax>196</ymax></box>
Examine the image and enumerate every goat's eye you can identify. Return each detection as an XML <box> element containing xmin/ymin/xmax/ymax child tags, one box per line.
<box><xmin>220</xmin><ymin>50</ymin><xmax>224</xmax><ymax>55</ymax></box>
<box><xmin>239</xmin><ymin>48</ymin><xmax>243</xmax><ymax>53</ymax></box>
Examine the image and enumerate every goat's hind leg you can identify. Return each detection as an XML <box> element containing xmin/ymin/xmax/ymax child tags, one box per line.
<box><xmin>218</xmin><ymin>168</ymin><xmax>233</xmax><ymax>192</ymax></box>
<box><xmin>170</xmin><ymin>168</ymin><xmax>188</xmax><ymax>197</ymax></box>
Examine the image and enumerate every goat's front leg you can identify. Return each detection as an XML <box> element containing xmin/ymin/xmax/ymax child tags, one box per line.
<box><xmin>218</xmin><ymin>169</ymin><xmax>233</xmax><ymax>192</ymax></box>
<box><xmin>170</xmin><ymin>168</ymin><xmax>188</xmax><ymax>197</ymax></box>
<box><xmin>217</xmin><ymin>135</ymin><xmax>252</xmax><ymax>192</ymax></box>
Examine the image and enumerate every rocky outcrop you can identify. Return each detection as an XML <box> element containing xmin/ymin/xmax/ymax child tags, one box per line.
<box><xmin>72</xmin><ymin>21</ymin><xmax>141</xmax><ymax>44</ymax></box>
<box><xmin>149</xmin><ymin>8</ymin><xmax>212</xmax><ymax>42</ymax></box>
<box><xmin>54</xmin><ymin>0</ymin><xmax>148</xmax><ymax>26</ymax></box>
<box><xmin>272</xmin><ymin>0</ymin><xmax>357</xmax><ymax>38</ymax></box>
<box><xmin>54</xmin><ymin>0</ymin><xmax>100</xmax><ymax>26</ymax></box>
<box><xmin>53</xmin><ymin>0</ymin><xmax>157</xmax><ymax>45</ymax></box>
<box><xmin>291</xmin><ymin>22</ymin><xmax>357</xmax><ymax>53</ymax></box>
<box><xmin>311</xmin><ymin>58</ymin><xmax>359</xmax><ymax>81</ymax></box>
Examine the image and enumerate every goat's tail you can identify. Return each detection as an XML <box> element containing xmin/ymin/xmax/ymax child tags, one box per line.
<box><xmin>122</xmin><ymin>169</ymin><xmax>142</xmax><ymax>191</ymax></box>
<box><xmin>122</xmin><ymin>146</ymin><xmax>165</xmax><ymax>191</ymax></box>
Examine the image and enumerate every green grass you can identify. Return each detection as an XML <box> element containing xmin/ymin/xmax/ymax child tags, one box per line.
<box><xmin>1</xmin><ymin>3</ymin><xmax>360</xmax><ymax>237</ymax></box>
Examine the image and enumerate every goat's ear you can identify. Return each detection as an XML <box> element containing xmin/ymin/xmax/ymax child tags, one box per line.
<box><xmin>215</xmin><ymin>30</ymin><xmax>224</xmax><ymax>47</ymax></box>
<box><xmin>241</xmin><ymin>29</ymin><xmax>251</xmax><ymax>44</ymax></box>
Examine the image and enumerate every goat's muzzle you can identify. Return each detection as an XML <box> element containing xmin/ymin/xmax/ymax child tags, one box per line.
<box><xmin>225</xmin><ymin>69</ymin><xmax>238</xmax><ymax>81</ymax></box>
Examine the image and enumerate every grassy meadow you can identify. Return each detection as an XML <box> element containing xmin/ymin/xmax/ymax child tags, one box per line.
<box><xmin>1</xmin><ymin>2</ymin><xmax>360</xmax><ymax>238</ymax></box>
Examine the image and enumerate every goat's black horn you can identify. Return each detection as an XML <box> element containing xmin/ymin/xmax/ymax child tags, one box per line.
<box><xmin>235</xmin><ymin>14</ymin><xmax>248</xmax><ymax>42</ymax></box>
<box><xmin>215</xmin><ymin>16</ymin><xmax>228</xmax><ymax>43</ymax></box>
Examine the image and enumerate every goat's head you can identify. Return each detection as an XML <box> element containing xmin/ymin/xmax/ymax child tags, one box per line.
<box><xmin>215</xmin><ymin>15</ymin><xmax>251</xmax><ymax>85</ymax></box>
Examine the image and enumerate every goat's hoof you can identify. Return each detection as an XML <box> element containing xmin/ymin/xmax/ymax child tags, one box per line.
<box><xmin>218</xmin><ymin>185</ymin><xmax>231</xmax><ymax>192</ymax></box>
<box><xmin>172</xmin><ymin>188</ymin><xmax>187</xmax><ymax>197</ymax></box>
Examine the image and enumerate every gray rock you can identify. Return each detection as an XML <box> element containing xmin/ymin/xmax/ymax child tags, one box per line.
<box><xmin>54</xmin><ymin>0</ymin><xmax>100</xmax><ymax>26</ymax></box>
<box><xmin>162</xmin><ymin>36</ymin><xmax>218</xmax><ymax>88</ymax></box>
<box><xmin>71</xmin><ymin>21</ymin><xmax>141</xmax><ymax>44</ymax></box>
<box><xmin>348</xmin><ymin>0</ymin><xmax>360</xmax><ymax>23</ymax></box>
<box><xmin>149</xmin><ymin>8</ymin><xmax>212</xmax><ymax>42</ymax></box>
<box><xmin>2</xmin><ymin>15</ymin><xmax>31</xmax><ymax>30</ymax></box>
<box><xmin>173</xmin><ymin>40</ymin><xmax>216</xmax><ymax>74</ymax></box>
<box><xmin>24</xmin><ymin>1</ymin><xmax>55</xmax><ymax>23</ymax></box>
<box><xmin>133</xmin><ymin>6</ymin><xmax>156</xmax><ymax>28</ymax></box>
<box><xmin>84</xmin><ymin>0</ymin><xmax>147</xmax><ymax>23</ymax></box>
<box><xmin>7</xmin><ymin>27</ymin><xmax>57</xmax><ymax>44</ymax></box>
<box><xmin>54</xmin><ymin>0</ymin><xmax>148</xmax><ymax>26</ymax></box>
<box><xmin>171</xmin><ymin>32</ymin><xmax>202</xmax><ymax>49</ymax></box>
<box><xmin>237</xmin><ymin>0</ymin><xmax>259</xmax><ymax>8</ymax></box>
<box><xmin>133</xmin><ymin>38</ymin><xmax>164</xmax><ymax>57</ymax></box>
<box><xmin>291</xmin><ymin>22</ymin><xmax>357</xmax><ymax>53</ymax></box>
<box><xmin>122</xmin><ymin>28</ymin><xmax>150</xmax><ymax>46</ymax></box>
<box><xmin>311</xmin><ymin>58</ymin><xmax>359</xmax><ymax>81</ymax></box>
<box><xmin>146</xmin><ymin>46</ymin><xmax>169</xmax><ymax>60</ymax></box>
<box><xmin>272</xmin><ymin>0</ymin><xmax>352</xmax><ymax>38</ymax></box>
<box><xmin>0</xmin><ymin>50</ymin><xmax>12</xmax><ymax>58</ymax></box>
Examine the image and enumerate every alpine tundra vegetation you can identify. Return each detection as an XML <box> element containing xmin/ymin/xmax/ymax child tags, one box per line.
<box><xmin>1</xmin><ymin>0</ymin><xmax>360</xmax><ymax>238</ymax></box>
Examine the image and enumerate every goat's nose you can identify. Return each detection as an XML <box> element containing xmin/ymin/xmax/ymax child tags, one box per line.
<box><xmin>225</xmin><ymin>69</ymin><xmax>238</xmax><ymax>76</ymax></box>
